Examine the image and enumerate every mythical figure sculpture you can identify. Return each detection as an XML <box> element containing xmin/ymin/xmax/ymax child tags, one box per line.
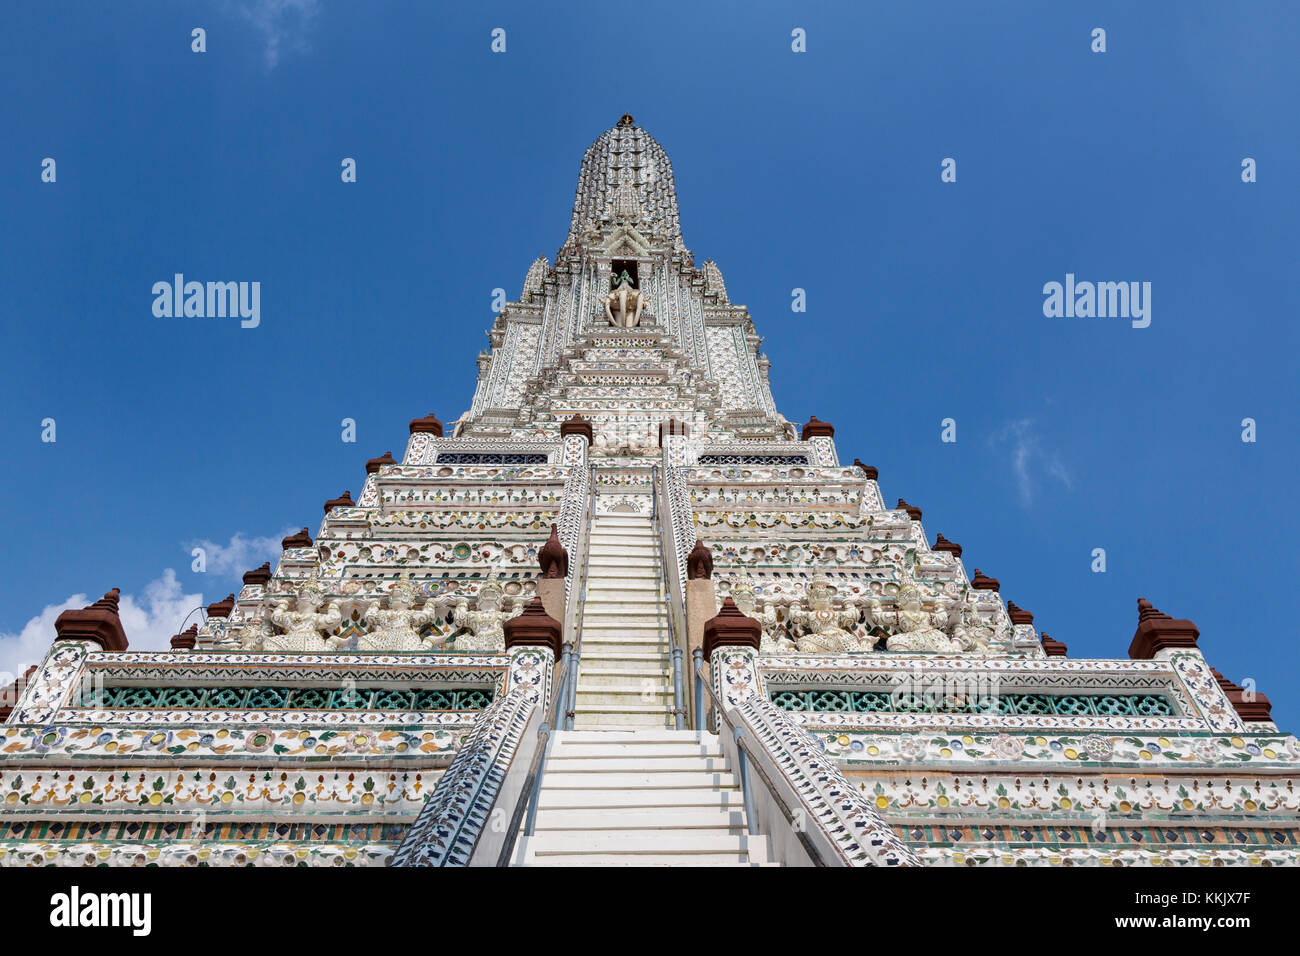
<box><xmin>451</xmin><ymin>582</ymin><xmax>523</xmax><ymax>653</ymax></box>
<box><xmin>267</xmin><ymin>575</ymin><xmax>343</xmax><ymax>652</ymax></box>
<box><xmin>605</xmin><ymin>270</ymin><xmax>645</xmax><ymax>328</ymax></box>
<box><xmin>869</xmin><ymin>574</ymin><xmax>962</xmax><ymax>653</ymax></box>
<box><xmin>228</xmin><ymin>620</ymin><xmax>272</xmax><ymax>651</ymax></box>
<box><xmin>786</xmin><ymin>573</ymin><xmax>870</xmax><ymax>653</ymax></box>
<box><xmin>727</xmin><ymin>579</ymin><xmax>793</xmax><ymax>654</ymax></box>
<box><xmin>355</xmin><ymin>574</ymin><xmax>449</xmax><ymax>653</ymax></box>
<box><xmin>950</xmin><ymin>591</ymin><xmax>995</xmax><ymax>653</ymax></box>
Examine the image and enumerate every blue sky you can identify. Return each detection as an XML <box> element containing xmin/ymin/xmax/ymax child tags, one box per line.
<box><xmin>2</xmin><ymin>2</ymin><xmax>1297</xmax><ymax>725</ymax></box>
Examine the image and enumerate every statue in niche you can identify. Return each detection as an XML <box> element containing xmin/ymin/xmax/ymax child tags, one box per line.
<box><xmin>266</xmin><ymin>574</ymin><xmax>344</xmax><ymax>652</ymax></box>
<box><xmin>355</xmin><ymin>574</ymin><xmax>449</xmax><ymax>653</ymax></box>
<box><xmin>605</xmin><ymin>270</ymin><xmax>645</xmax><ymax>328</ymax></box>
<box><xmin>727</xmin><ymin>579</ymin><xmax>793</xmax><ymax>654</ymax></box>
<box><xmin>786</xmin><ymin>573</ymin><xmax>870</xmax><ymax>653</ymax></box>
<box><xmin>591</xmin><ymin>426</ymin><xmax>659</xmax><ymax>457</ymax></box>
<box><xmin>450</xmin><ymin>581</ymin><xmax>523</xmax><ymax>653</ymax></box>
<box><xmin>868</xmin><ymin>572</ymin><xmax>962</xmax><ymax>653</ymax></box>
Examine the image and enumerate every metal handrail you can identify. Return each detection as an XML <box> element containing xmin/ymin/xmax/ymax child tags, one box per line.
<box><xmin>651</xmin><ymin>465</ymin><xmax>688</xmax><ymax>730</ymax></box>
<box><xmin>563</xmin><ymin>462</ymin><xmax>597</xmax><ymax>730</ymax></box>
<box><xmin>693</xmin><ymin>657</ymin><xmax>829</xmax><ymax>866</ymax></box>
<box><xmin>495</xmin><ymin>655</ymin><xmax>570</xmax><ymax>867</ymax></box>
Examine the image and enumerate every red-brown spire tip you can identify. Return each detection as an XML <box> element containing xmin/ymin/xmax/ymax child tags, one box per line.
<box><xmin>281</xmin><ymin>528</ymin><xmax>312</xmax><ymax>550</ymax></box>
<box><xmin>559</xmin><ymin>414</ymin><xmax>593</xmax><ymax>442</ymax></box>
<box><xmin>1208</xmin><ymin>668</ymin><xmax>1273</xmax><ymax>722</ymax></box>
<box><xmin>92</xmin><ymin>588</ymin><xmax>121</xmax><ymax>611</ymax></box>
<box><xmin>1006</xmin><ymin>601</ymin><xmax>1034</xmax><ymax>625</ymax></box>
<box><xmin>502</xmin><ymin>595</ymin><xmax>563</xmax><ymax>658</ymax></box>
<box><xmin>206</xmin><ymin>594</ymin><xmax>236</xmax><ymax>619</ymax></box>
<box><xmin>243</xmin><ymin>562</ymin><xmax>272</xmax><ymax>586</ymax></box>
<box><xmin>170</xmin><ymin>624</ymin><xmax>198</xmax><ymax>650</ymax></box>
<box><xmin>702</xmin><ymin>597</ymin><xmax>762</xmax><ymax>657</ymax></box>
<box><xmin>54</xmin><ymin>586</ymin><xmax>128</xmax><ymax>651</ymax></box>
<box><xmin>324</xmin><ymin>490</ymin><xmax>354</xmax><ymax>514</ymax></box>
<box><xmin>1136</xmin><ymin>597</ymin><xmax>1171</xmax><ymax>621</ymax></box>
<box><xmin>1040</xmin><ymin>632</ymin><xmax>1068</xmax><ymax>657</ymax></box>
<box><xmin>932</xmin><ymin>533</ymin><xmax>962</xmax><ymax>558</ymax></box>
<box><xmin>409</xmin><ymin>413</ymin><xmax>444</xmax><ymax>436</ymax></box>
<box><xmin>1129</xmin><ymin>598</ymin><xmax>1198</xmax><ymax>659</ymax></box>
<box><xmin>852</xmin><ymin>459</ymin><xmax>879</xmax><ymax>480</ymax></box>
<box><xmin>365</xmin><ymin>451</ymin><xmax>396</xmax><ymax>474</ymax></box>
<box><xmin>896</xmin><ymin>499</ymin><xmax>922</xmax><ymax>521</ymax></box>
<box><xmin>800</xmin><ymin>416</ymin><xmax>835</xmax><ymax>440</ymax></box>
<box><xmin>970</xmin><ymin>569</ymin><xmax>1000</xmax><ymax>591</ymax></box>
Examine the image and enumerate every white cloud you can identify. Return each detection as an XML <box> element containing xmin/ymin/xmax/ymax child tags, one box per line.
<box><xmin>990</xmin><ymin>419</ymin><xmax>1074</xmax><ymax>507</ymax></box>
<box><xmin>0</xmin><ymin>570</ymin><xmax>204</xmax><ymax>684</ymax></box>
<box><xmin>230</xmin><ymin>0</ymin><xmax>322</xmax><ymax>69</ymax></box>
<box><xmin>187</xmin><ymin>530</ymin><xmax>291</xmax><ymax>578</ymax></box>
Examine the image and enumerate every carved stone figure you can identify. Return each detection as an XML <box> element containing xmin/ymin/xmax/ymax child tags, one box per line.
<box><xmin>870</xmin><ymin>576</ymin><xmax>961</xmax><ymax>653</ymax></box>
<box><xmin>230</xmin><ymin>620</ymin><xmax>272</xmax><ymax>651</ymax></box>
<box><xmin>451</xmin><ymin>582</ymin><xmax>523</xmax><ymax>653</ymax></box>
<box><xmin>728</xmin><ymin>579</ymin><xmax>793</xmax><ymax>654</ymax></box>
<box><xmin>951</xmin><ymin>591</ymin><xmax>995</xmax><ymax>653</ymax></box>
<box><xmin>267</xmin><ymin>575</ymin><xmax>343</xmax><ymax>653</ymax></box>
<box><xmin>687</xmin><ymin>540</ymin><xmax>714</xmax><ymax>580</ymax></box>
<box><xmin>605</xmin><ymin>271</ymin><xmax>645</xmax><ymax>328</ymax></box>
<box><xmin>786</xmin><ymin>574</ymin><xmax>869</xmax><ymax>653</ymax></box>
<box><xmin>355</xmin><ymin>575</ymin><xmax>448</xmax><ymax>653</ymax></box>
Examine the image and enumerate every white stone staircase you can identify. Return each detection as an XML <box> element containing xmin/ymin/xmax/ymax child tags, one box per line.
<box><xmin>513</xmin><ymin>729</ymin><xmax>771</xmax><ymax>865</ymax></box>
<box><xmin>573</xmin><ymin>512</ymin><xmax>676</xmax><ymax>730</ymax></box>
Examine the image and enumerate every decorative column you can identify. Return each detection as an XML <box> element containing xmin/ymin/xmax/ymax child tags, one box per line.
<box><xmin>684</xmin><ymin>540</ymin><xmax>715</xmax><ymax>671</ymax></box>
<box><xmin>1128</xmin><ymin>598</ymin><xmax>1199</xmax><ymax>660</ymax></box>
<box><xmin>10</xmin><ymin>588</ymin><xmax>128</xmax><ymax>724</ymax></box>
<box><xmin>504</xmin><ymin>597</ymin><xmax>565</xmax><ymax>716</ymax></box>
<box><xmin>1127</xmin><ymin>598</ymin><xmax>1244</xmax><ymax>733</ymax></box>
<box><xmin>556</xmin><ymin>416</ymin><xmax>592</xmax><ymax>611</ymax></box>
<box><xmin>702</xmin><ymin>597</ymin><xmax>764</xmax><ymax>714</ymax></box>
<box><xmin>800</xmin><ymin>416</ymin><xmax>839</xmax><ymax>466</ymax></box>
<box><xmin>54</xmin><ymin>588</ymin><xmax>129</xmax><ymax>651</ymax></box>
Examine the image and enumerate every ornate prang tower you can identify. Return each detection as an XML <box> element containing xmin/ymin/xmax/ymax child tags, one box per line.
<box><xmin>2</xmin><ymin>117</ymin><xmax>1296</xmax><ymax>868</ymax></box>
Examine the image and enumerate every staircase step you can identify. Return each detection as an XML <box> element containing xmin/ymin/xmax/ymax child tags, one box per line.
<box><xmin>584</xmin><ymin>575</ymin><xmax>663</xmax><ymax>589</ymax></box>
<box><xmin>570</xmin><ymin>699</ymin><xmax>674</xmax><ymax>712</ymax></box>
<box><xmin>523</xmin><ymin>832</ymin><xmax>764</xmax><ymax>856</ymax></box>
<box><xmin>521</xmin><ymin>854</ymin><xmax>763</xmax><ymax>867</ymax></box>
<box><xmin>580</xmin><ymin>620</ymin><xmax>668</xmax><ymax>631</ymax></box>
<box><xmin>542</xmin><ymin>771</ymin><xmax>736</xmax><ymax>789</ymax></box>
<box><xmin>530</xmin><ymin>808</ymin><xmax>746</xmax><ymax>830</ymax></box>
<box><xmin>578</xmin><ymin>646</ymin><xmax>669</xmax><ymax>658</ymax></box>
<box><xmin>578</xmin><ymin>633</ymin><xmax>669</xmax><ymax>645</ymax></box>
<box><xmin>579</xmin><ymin>648</ymin><xmax>672</xmax><ymax>659</ymax></box>
<box><xmin>577</xmin><ymin>669</ymin><xmax>672</xmax><ymax>686</ymax></box>
<box><xmin>594</xmin><ymin>517</ymin><xmax>656</xmax><ymax>529</ymax></box>
<box><xmin>536</xmin><ymin>788</ymin><xmax>741</xmax><ymax>810</ymax></box>
<box><xmin>544</xmin><ymin>756</ymin><xmax>728</xmax><ymax>773</ymax></box>
<box><xmin>592</xmin><ymin>580</ymin><xmax>670</xmax><ymax>595</ymax></box>
<box><xmin>575</xmin><ymin>685</ymin><xmax>673</xmax><ymax>700</ymax></box>
<box><xmin>586</xmin><ymin>558</ymin><xmax>659</xmax><ymax>570</ymax></box>
<box><xmin>580</xmin><ymin>601</ymin><xmax>667</xmax><ymax>615</ymax></box>
<box><xmin>550</xmin><ymin>742</ymin><xmax>724</xmax><ymax>759</ymax></box>
<box><xmin>554</xmin><ymin>730</ymin><xmax>717</xmax><ymax>744</ymax></box>
<box><xmin>571</xmin><ymin>713</ymin><xmax>676</xmax><ymax>729</ymax></box>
